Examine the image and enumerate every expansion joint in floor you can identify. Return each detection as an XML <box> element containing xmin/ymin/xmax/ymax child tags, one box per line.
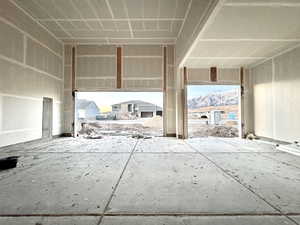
<box><xmin>184</xmin><ymin>141</ymin><xmax>300</xmax><ymax>225</ymax></box>
<box><xmin>96</xmin><ymin>139</ymin><xmax>139</xmax><ymax>225</ymax></box>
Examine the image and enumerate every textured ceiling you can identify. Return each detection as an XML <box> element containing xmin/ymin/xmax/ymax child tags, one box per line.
<box><xmin>13</xmin><ymin>0</ymin><xmax>191</xmax><ymax>45</ymax></box>
<box><xmin>185</xmin><ymin>0</ymin><xmax>300</xmax><ymax>68</ymax></box>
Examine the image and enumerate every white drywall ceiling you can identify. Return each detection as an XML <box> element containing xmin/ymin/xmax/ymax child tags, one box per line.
<box><xmin>184</xmin><ymin>0</ymin><xmax>300</xmax><ymax>68</ymax></box>
<box><xmin>13</xmin><ymin>0</ymin><xmax>191</xmax><ymax>45</ymax></box>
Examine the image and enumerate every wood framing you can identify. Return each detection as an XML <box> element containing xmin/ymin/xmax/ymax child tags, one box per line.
<box><xmin>117</xmin><ymin>47</ymin><xmax>122</xmax><ymax>89</ymax></box>
<box><xmin>210</xmin><ymin>67</ymin><xmax>217</xmax><ymax>82</ymax></box>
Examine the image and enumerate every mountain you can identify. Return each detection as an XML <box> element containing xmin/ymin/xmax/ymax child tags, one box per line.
<box><xmin>188</xmin><ymin>90</ymin><xmax>239</xmax><ymax>110</ymax></box>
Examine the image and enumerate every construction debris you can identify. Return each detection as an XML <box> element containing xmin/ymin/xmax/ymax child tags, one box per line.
<box><xmin>246</xmin><ymin>133</ymin><xmax>258</xmax><ymax>140</ymax></box>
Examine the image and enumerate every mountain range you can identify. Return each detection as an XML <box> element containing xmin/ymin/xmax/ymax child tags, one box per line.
<box><xmin>188</xmin><ymin>90</ymin><xmax>239</xmax><ymax>110</ymax></box>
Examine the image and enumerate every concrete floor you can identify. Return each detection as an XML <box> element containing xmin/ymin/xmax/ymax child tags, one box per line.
<box><xmin>0</xmin><ymin>136</ymin><xmax>299</xmax><ymax>225</ymax></box>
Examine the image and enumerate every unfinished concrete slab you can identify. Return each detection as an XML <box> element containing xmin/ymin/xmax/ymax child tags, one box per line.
<box><xmin>1</xmin><ymin>136</ymin><xmax>137</xmax><ymax>153</ymax></box>
<box><xmin>101</xmin><ymin>216</ymin><xmax>296</xmax><ymax>225</ymax></box>
<box><xmin>135</xmin><ymin>137</ymin><xmax>194</xmax><ymax>153</ymax></box>
<box><xmin>186</xmin><ymin>138</ymin><xmax>278</xmax><ymax>153</ymax></box>
<box><xmin>203</xmin><ymin>153</ymin><xmax>300</xmax><ymax>214</ymax></box>
<box><xmin>108</xmin><ymin>153</ymin><xmax>276</xmax><ymax>214</ymax></box>
<box><xmin>0</xmin><ymin>137</ymin><xmax>299</xmax><ymax>224</ymax></box>
<box><xmin>186</xmin><ymin>137</ymin><xmax>240</xmax><ymax>152</ymax></box>
<box><xmin>291</xmin><ymin>216</ymin><xmax>300</xmax><ymax>224</ymax></box>
<box><xmin>260</xmin><ymin>152</ymin><xmax>300</xmax><ymax>170</ymax></box>
<box><xmin>0</xmin><ymin>153</ymin><xmax>130</xmax><ymax>214</ymax></box>
<box><xmin>0</xmin><ymin>216</ymin><xmax>99</xmax><ymax>225</ymax></box>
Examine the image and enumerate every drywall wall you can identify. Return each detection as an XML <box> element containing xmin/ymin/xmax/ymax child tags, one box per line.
<box><xmin>63</xmin><ymin>44</ymin><xmax>176</xmax><ymax>135</ymax></box>
<box><xmin>175</xmin><ymin>0</ymin><xmax>217</xmax><ymax>65</ymax></box>
<box><xmin>0</xmin><ymin>1</ymin><xmax>63</xmax><ymax>147</ymax></box>
<box><xmin>251</xmin><ymin>46</ymin><xmax>300</xmax><ymax>142</ymax></box>
<box><xmin>63</xmin><ymin>45</ymin><xmax>73</xmax><ymax>135</ymax></box>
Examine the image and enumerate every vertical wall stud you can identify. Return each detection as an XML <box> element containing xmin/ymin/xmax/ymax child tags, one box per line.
<box><xmin>117</xmin><ymin>47</ymin><xmax>122</xmax><ymax>89</ymax></box>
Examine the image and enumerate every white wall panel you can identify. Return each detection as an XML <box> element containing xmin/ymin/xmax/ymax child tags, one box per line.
<box><xmin>251</xmin><ymin>60</ymin><xmax>274</xmax><ymax>139</ymax></box>
<box><xmin>0</xmin><ymin>1</ymin><xmax>63</xmax><ymax>147</ymax></box>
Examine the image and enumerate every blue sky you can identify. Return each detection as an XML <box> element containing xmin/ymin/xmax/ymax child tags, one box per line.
<box><xmin>188</xmin><ymin>85</ymin><xmax>239</xmax><ymax>100</ymax></box>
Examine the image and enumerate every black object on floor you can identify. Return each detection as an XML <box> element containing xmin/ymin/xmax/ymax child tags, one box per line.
<box><xmin>0</xmin><ymin>156</ymin><xmax>19</xmax><ymax>170</ymax></box>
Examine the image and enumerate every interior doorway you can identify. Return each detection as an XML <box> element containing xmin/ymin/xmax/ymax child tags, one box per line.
<box><xmin>75</xmin><ymin>92</ymin><xmax>164</xmax><ymax>137</ymax></box>
<box><xmin>187</xmin><ymin>85</ymin><xmax>241</xmax><ymax>138</ymax></box>
<box><xmin>42</xmin><ymin>97</ymin><xmax>53</xmax><ymax>138</ymax></box>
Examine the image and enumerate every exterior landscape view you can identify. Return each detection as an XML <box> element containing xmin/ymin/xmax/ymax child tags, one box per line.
<box><xmin>187</xmin><ymin>85</ymin><xmax>240</xmax><ymax>138</ymax></box>
<box><xmin>75</xmin><ymin>92</ymin><xmax>163</xmax><ymax>137</ymax></box>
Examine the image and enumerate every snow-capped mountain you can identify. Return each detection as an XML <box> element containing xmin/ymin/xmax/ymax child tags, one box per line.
<box><xmin>188</xmin><ymin>90</ymin><xmax>239</xmax><ymax>110</ymax></box>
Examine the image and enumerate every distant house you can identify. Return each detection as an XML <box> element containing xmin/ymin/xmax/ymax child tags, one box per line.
<box><xmin>76</xmin><ymin>99</ymin><xmax>100</xmax><ymax>120</ymax></box>
<box><xmin>111</xmin><ymin>100</ymin><xmax>162</xmax><ymax>119</ymax></box>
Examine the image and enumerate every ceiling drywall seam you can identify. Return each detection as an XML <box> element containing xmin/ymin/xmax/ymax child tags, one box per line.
<box><xmin>248</xmin><ymin>42</ymin><xmax>300</xmax><ymax>69</ymax></box>
<box><xmin>142</xmin><ymin>0</ymin><xmax>146</xmax><ymax>32</ymax></box>
<box><xmin>196</xmin><ymin>38</ymin><xmax>300</xmax><ymax>42</ymax></box>
<box><xmin>122</xmin><ymin>0</ymin><xmax>134</xmax><ymax>38</ymax></box>
<box><xmin>50</xmin><ymin>0</ymin><xmax>78</xmax><ymax>35</ymax></box>
<box><xmin>176</xmin><ymin>0</ymin><xmax>193</xmax><ymax>39</ymax></box>
<box><xmin>179</xmin><ymin>0</ymin><xmax>226</xmax><ymax>67</ymax></box>
<box><xmin>170</xmin><ymin>0</ymin><xmax>178</xmax><ymax>33</ymax></box>
<box><xmin>188</xmin><ymin>57</ymin><xmax>267</xmax><ymax>60</ymax></box>
<box><xmin>9</xmin><ymin>0</ymin><xmax>63</xmax><ymax>45</ymax></box>
<box><xmin>224</xmin><ymin>2</ymin><xmax>300</xmax><ymax>7</ymax></box>
<box><xmin>156</xmin><ymin>0</ymin><xmax>160</xmax><ymax>31</ymax></box>
<box><xmin>87</xmin><ymin>0</ymin><xmax>104</xmax><ymax>30</ymax></box>
<box><xmin>38</xmin><ymin>18</ymin><xmax>183</xmax><ymax>22</ymax></box>
<box><xmin>69</xmin><ymin>0</ymin><xmax>94</xmax><ymax>31</ymax></box>
<box><xmin>32</xmin><ymin>0</ymin><xmax>74</xmax><ymax>39</ymax></box>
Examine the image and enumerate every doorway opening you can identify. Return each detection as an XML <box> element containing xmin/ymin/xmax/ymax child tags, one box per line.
<box><xmin>75</xmin><ymin>92</ymin><xmax>163</xmax><ymax>137</ymax></box>
<box><xmin>42</xmin><ymin>97</ymin><xmax>53</xmax><ymax>139</ymax></box>
<box><xmin>187</xmin><ymin>85</ymin><xmax>240</xmax><ymax>138</ymax></box>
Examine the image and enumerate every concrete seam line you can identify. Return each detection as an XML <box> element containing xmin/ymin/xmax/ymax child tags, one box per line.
<box><xmin>3</xmin><ymin>212</ymin><xmax>300</xmax><ymax>217</ymax></box>
<box><xmin>96</xmin><ymin>139</ymin><xmax>139</xmax><ymax>225</ymax></box>
<box><xmin>185</xmin><ymin>141</ymin><xmax>300</xmax><ymax>225</ymax></box>
<box><xmin>214</xmin><ymin>139</ymin><xmax>300</xmax><ymax>169</ymax></box>
<box><xmin>184</xmin><ymin>141</ymin><xmax>284</xmax><ymax>212</ymax></box>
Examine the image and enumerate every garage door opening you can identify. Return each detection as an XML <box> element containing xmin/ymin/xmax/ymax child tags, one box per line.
<box><xmin>75</xmin><ymin>92</ymin><xmax>163</xmax><ymax>137</ymax></box>
<box><xmin>187</xmin><ymin>85</ymin><xmax>241</xmax><ymax>138</ymax></box>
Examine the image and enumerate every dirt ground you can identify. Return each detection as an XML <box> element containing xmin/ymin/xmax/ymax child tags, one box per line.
<box><xmin>188</xmin><ymin>123</ymin><xmax>239</xmax><ymax>138</ymax></box>
<box><xmin>78</xmin><ymin>116</ymin><xmax>163</xmax><ymax>137</ymax></box>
